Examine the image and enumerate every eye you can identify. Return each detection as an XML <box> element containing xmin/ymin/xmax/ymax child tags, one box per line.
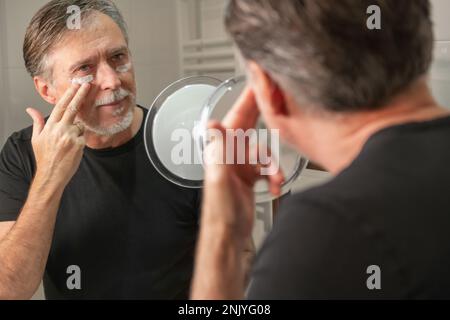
<box><xmin>77</xmin><ymin>65</ymin><xmax>92</xmax><ymax>73</ymax></box>
<box><xmin>112</xmin><ymin>53</ymin><xmax>126</xmax><ymax>62</ymax></box>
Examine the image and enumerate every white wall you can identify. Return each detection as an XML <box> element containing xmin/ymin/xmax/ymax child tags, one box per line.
<box><xmin>200</xmin><ymin>0</ymin><xmax>227</xmax><ymax>40</ymax></box>
<box><xmin>430</xmin><ymin>0</ymin><xmax>450</xmax><ymax>108</ymax></box>
<box><xmin>0</xmin><ymin>0</ymin><xmax>5</xmax><ymax>146</ymax></box>
<box><xmin>177</xmin><ymin>0</ymin><xmax>236</xmax><ymax>80</ymax></box>
<box><xmin>1</xmin><ymin>0</ymin><xmax>49</xmax><ymax>148</ymax></box>
<box><xmin>115</xmin><ymin>0</ymin><xmax>180</xmax><ymax>108</ymax></box>
<box><xmin>432</xmin><ymin>0</ymin><xmax>450</xmax><ymax>40</ymax></box>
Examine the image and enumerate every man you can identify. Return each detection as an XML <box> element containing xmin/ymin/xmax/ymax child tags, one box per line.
<box><xmin>192</xmin><ymin>0</ymin><xmax>450</xmax><ymax>299</ymax></box>
<box><xmin>0</xmin><ymin>0</ymin><xmax>201</xmax><ymax>299</ymax></box>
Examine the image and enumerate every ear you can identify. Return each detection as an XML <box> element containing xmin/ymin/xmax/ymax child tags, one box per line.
<box><xmin>34</xmin><ymin>76</ymin><xmax>57</xmax><ymax>105</ymax></box>
<box><xmin>246</xmin><ymin>61</ymin><xmax>289</xmax><ymax>117</ymax></box>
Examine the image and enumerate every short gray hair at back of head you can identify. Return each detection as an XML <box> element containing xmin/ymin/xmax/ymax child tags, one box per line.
<box><xmin>225</xmin><ymin>0</ymin><xmax>434</xmax><ymax>113</ymax></box>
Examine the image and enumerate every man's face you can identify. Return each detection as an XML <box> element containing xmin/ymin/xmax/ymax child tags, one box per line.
<box><xmin>47</xmin><ymin>13</ymin><xmax>137</xmax><ymax>135</ymax></box>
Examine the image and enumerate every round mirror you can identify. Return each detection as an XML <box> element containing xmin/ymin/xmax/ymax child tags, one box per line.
<box><xmin>144</xmin><ymin>76</ymin><xmax>222</xmax><ymax>188</ymax></box>
<box><xmin>144</xmin><ymin>76</ymin><xmax>308</xmax><ymax>202</ymax></box>
<box><xmin>198</xmin><ymin>76</ymin><xmax>308</xmax><ymax>202</ymax></box>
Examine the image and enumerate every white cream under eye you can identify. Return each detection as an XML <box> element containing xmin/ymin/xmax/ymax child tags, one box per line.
<box><xmin>116</xmin><ymin>63</ymin><xmax>132</xmax><ymax>74</ymax></box>
<box><xmin>71</xmin><ymin>74</ymin><xmax>94</xmax><ymax>85</ymax></box>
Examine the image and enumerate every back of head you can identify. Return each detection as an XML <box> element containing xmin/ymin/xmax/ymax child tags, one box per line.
<box><xmin>225</xmin><ymin>0</ymin><xmax>433</xmax><ymax>113</ymax></box>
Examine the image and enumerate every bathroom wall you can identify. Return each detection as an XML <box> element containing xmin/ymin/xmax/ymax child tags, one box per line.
<box><xmin>433</xmin><ymin>0</ymin><xmax>450</xmax><ymax>40</ymax></box>
<box><xmin>114</xmin><ymin>0</ymin><xmax>181</xmax><ymax>109</ymax></box>
<box><xmin>177</xmin><ymin>0</ymin><xmax>236</xmax><ymax>80</ymax></box>
<box><xmin>430</xmin><ymin>0</ymin><xmax>450</xmax><ymax>108</ymax></box>
<box><xmin>0</xmin><ymin>0</ymin><xmax>5</xmax><ymax>146</ymax></box>
<box><xmin>0</xmin><ymin>0</ymin><xmax>51</xmax><ymax>148</ymax></box>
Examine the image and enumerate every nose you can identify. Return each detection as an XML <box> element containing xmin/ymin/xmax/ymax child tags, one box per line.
<box><xmin>96</xmin><ymin>62</ymin><xmax>122</xmax><ymax>91</ymax></box>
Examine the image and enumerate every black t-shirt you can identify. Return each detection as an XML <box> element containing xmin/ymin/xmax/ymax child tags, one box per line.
<box><xmin>248</xmin><ymin>115</ymin><xmax>450</xmax><ymax>299</ymax></box>
<box><xmin>0</xmin><ymin>106</ymin><xmax>201</xmax><ymax>299</ymax></box>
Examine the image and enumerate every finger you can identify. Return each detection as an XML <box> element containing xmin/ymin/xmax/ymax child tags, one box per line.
<box><xmin>203</xmin><ymin>121</ymin><xmax>227</xmax><ymax>168</ymax></box>
<box><xmin>206</xmin><ymin>121</ymin><xmax>258</xmax><ymax>185</ymax></box>
<box><xmin>69</xmin><ymin>123</ymin><xmax>85</xmax><ymax>137</ymax></box>
<box><xmin>266</xmin><ymin>161</ymin><xmax>285</xmax><ymax>196</ymax></box>
<box><xmin>61</xmin><ymin>83</ymin><xmax>91</xmax><ymax>124</ymax></box>
<box><xmin>254</xmin><ymin>144</ymin><xmax>285</xmax><ymax>197</ymax></box>
<box><xmin>254</xmin><ymin>168</ymin><xmax>284</xmax><ymax>198</ymax></box>
<box><xmin>47</xmin><ymin>84</ymin><xmax>81</xmax><ymax>124</ymax></box>
<box><xmin>76</xmin><ymin>136</ymin><xmax>86</xmax><ymax>147</ymax></box>
<box><xmin>268</xmin><ymin>165</ymin><xmax>285</xmax><ymax>197</ymax></box>
<box><xmin>26</xmin><ymin>108</ymin><xmax>45</xmax><ymax>139</ymax></box>
<box><xmin>222</xmin><ymin>86</ymin><xmax>259</xmax><ymax>130</ymax></box>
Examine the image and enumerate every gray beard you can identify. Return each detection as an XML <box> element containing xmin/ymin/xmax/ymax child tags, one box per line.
<box><xmin>83</xmin><ymin>107</ymin><xmax>135</xmax><ymax>136</ymax></box>
<box><xmin>82</xmin><ymin>93</ymin><xmax>137</xmax><ymax>137</ymax></box>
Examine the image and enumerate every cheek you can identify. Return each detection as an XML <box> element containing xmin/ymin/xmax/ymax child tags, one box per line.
<box><xmin>122</xmin><ymin>70</ymin><xmax>136</xmax><ymax>92</ymax></box>
<box><xmin>78</xmin><ymin>91</ymin><xmax>97</xmax><ymax>113</ymax></box>
<box><xmin>51</xmin><ymin>81</ymin><xmax>69</xmax><ymax>101</ymax></box>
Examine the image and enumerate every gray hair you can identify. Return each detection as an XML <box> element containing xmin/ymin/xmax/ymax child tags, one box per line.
<box><xmin>225</xmin><ymin>0</ymin><xmax>434</xmax><ymax>112</ymax></box>
<box><xmin>23</xmin><ymin>0</ymin><xmax>128</xmax><ymax>79</ymax></box>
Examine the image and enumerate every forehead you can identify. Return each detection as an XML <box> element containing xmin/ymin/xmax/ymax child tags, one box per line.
<box><xmin>49</xmin><ymin>13</ymin><xmax>128</xmax><ymax>72</ymax></box>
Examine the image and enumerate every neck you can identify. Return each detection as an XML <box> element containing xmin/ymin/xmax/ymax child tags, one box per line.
<box><xmin>299</xmin><ymin>78</ymin><xmax>450</xmax><ymax>175</ymax></box>
<box><xmin>84</xmin><ymin>105</ymin><xmax>143</xmax><ymax>150</ymax></box>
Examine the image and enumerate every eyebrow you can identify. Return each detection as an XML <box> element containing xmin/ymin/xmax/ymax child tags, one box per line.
<box><xmin>107</xmin><ymin>45</ymin><xmax>129</xmax><ymax>56</ymax></box>
<box><xmin>68</xmin><ymin>57</ymin><xmax>95</xmax><ymax>73</ymax></box>
<box><xmin>68</xmin><ymin>46</ymin><xmax>129</xmax><ymax>73</ymax></box>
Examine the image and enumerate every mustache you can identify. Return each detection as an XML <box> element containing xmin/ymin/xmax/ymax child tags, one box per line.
<box><xmin>94</xmin><ymin>88</ymin><xmax>131</xmax><ymax>108</ymax></box>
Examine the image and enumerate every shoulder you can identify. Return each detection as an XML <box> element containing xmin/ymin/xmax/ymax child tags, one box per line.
<box><xmin>2</xmin><ymin>125</ymin><xmax>34</xmax><ymax>160</ymax></box>
<box><xmin>1</xmin><ymin>125</ymin><xmax>35</xmax><ymax>180</ymax></box>
<box><xmin>269</xmin><ymin>181</ymin><xmax>365</xmax><ymax>251</ymax></box>
<box><xmin>247</xmin><ymin>175</ymin><xmax>397</xmax><ymax>299</ymax></box>
<box><xmin>4</xmin><ymin>125</ymin><xmax>34</xmax><ymax>147</ymax></box>
<box><xmin>271</xmin><ymin>165</ymin><xmax>395</xmax><ymax>255</ymax></box>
